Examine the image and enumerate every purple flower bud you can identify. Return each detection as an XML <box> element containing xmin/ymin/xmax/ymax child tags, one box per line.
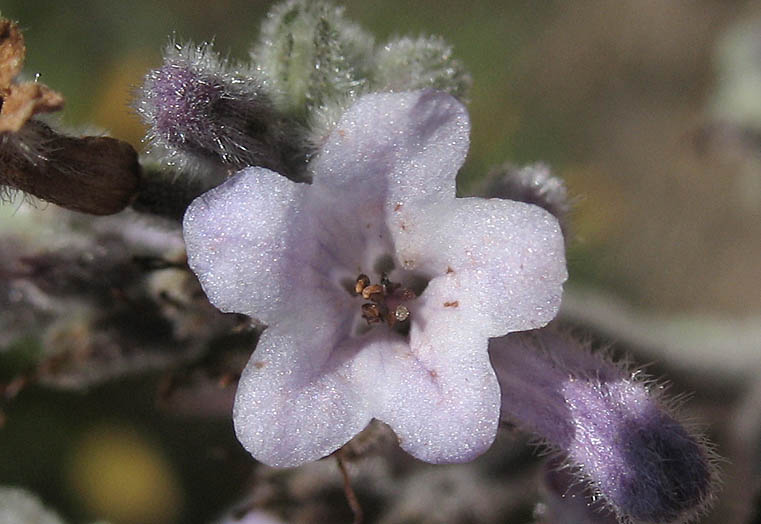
<box><xmin>137</xmin><ymin>42</ymin><xmax>287</xmax><ymax>174</ymax></box>
<box><xmin>490</xmin><ymin>330</ymin><xmax>716</xmax><ymax>523</ymax></box>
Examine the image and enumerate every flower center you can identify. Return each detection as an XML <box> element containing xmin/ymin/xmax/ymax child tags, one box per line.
<box><xmin>353</xmin><ymin>272</ymin><xmax>416</xmax><ymax>328</ymax></box>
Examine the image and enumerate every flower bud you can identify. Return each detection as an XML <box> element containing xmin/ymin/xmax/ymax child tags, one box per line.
<box><xmin>137</xmin><ymin>41</ymin><xmax>285</xmax><ymax>173</ymax></box>
<box><xmin>483</xmin><ymin>162</ymin><xmax>569</xmax><ymax>230</ymax></box>
<box><xmin>491</xmin><ymin>330</ymin><xmax>716</xmax><ymax>523</ymax></box>
<box><xmin>374</xmin><ymin>36</ymin><xmax>471</xmax><ymax>100</ymax></box>
<box><xmin>254</xmin><ymin>0</ymin><xmax>374</xmax><ymax>115</ymax></box>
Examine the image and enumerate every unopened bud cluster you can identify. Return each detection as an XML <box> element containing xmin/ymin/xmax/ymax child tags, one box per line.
<box><xmin>136</xmin><ymin>0</ymin><xmax>470</xmax><ymax>184</ymax></box>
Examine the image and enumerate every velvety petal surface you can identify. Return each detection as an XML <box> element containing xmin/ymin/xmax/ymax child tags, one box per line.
<box><xmin>233</xmin><ymin>301</ymin><xmax>371</xmax><ymax>467</ymax></box>
<box><xmin>234</xmin><ymin>243</ymin><xmax>503</xmax><ymax>466</ymax></box>
<box><xmin>184</xmin><ymin>167</ymin><xmax>348</xmax><ymax>323</ymax></box>
<box><xmin>394</xmin><ymin>197</ymin><xmax>567</xmax><ymax>336</ymax></box>
<box><xmin>365</xmin><ymin>281</ymin><xmax>502</xmax><ymax>463</ymax></box>
<box><xmin>310</xmin><ymin>90</ymin><xmax>469</xmax><ymax>208</ymax></box>
<box><xmin>235</xmin><ymin>301</ymin><xmax>500</xmax><ymax>467</ymax></box>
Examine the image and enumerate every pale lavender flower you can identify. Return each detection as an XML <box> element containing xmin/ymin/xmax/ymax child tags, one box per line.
<box><xmin>183</xmin><ymin>89</ymin><xmax>567</xmax><ymax>467</ymax></box>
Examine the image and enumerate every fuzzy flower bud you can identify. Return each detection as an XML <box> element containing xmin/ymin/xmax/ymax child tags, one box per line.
<box><xmin>253</xmin><ymin>0</ymin><xmax>374</xmax><ymax>116</ymax></box>
<box><xmin>137</xmin><ymin>41</ymin><xmax>285</xmax><ymax>173</ymax></box>
<box><xmin>490</xmin><ymin>330</ymin><xmax>716</xmax><ymax>523</ymax></box>
<box><xmin>483</xmin><ymin>162</ymin><xmax>569</xmax><ymax>231</ymax></box>
<box><xmin>374</xmin><ymin>36</ymin><xmax>472</xmax><ymax>101</ymax></box>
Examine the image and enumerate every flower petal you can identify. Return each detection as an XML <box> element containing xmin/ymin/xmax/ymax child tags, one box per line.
<box><xmin>233</xmin><ymin>311</ymin><xmax>372</xmax><ymax>468</ymax></box>
<box><xmin>235</xmin><ymin>292</ymin><xmax>500</xmax><ymax>466</ymax></box>
<box><xmin>184</xmin><ymin>167</ymin><xmax>338</xmax><ymax>323</ymax></box>
<box><xmin>357</xmin><ymin>293</ymin><xmax>501</xmax><ymax>463</ymax></box>
<box><xmin>310</xmin><ymin>90</ymin><xmax>469</xmax><ymax>208</ymax></box>
<box><xmin>394</xmin><ymin>197</ymin><xmax>567</xmax><ymax>336</ymax></box>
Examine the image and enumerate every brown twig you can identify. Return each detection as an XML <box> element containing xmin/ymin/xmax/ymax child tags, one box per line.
<box><xmin>335</xmin><ymin>449</ymin><xmax>363</xmax><ymax>524</ymax></box>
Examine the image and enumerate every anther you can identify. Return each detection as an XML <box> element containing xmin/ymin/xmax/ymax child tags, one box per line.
<box><xmin>354</xmin><ymin>272</ymin><xmax>415</xmax><ymax>328</ymax></box>
<box><xmin>361</xmin><ymin>284</ymin><xmax>384</xmax><ymax>300</ymax></box>
<box><xmin>361</xmin><ymin>303</ymin><xmax>385</xmax><ymax>324</ymax></box>
<box><xmin>355</xmin><ymin>274</ymin><xmax>370</xmax><ymax>295</ymax></box>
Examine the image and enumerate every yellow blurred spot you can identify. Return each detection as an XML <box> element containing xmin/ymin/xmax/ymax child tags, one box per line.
<box><xmin>65</xmin><ymin>423</ymin><xmax>183</xmax><ymax>524</ymax></box>
<box><xmin>90</xmin><ymin>52</ymin><xmax>155</xmax><ymax>149</ymax></box>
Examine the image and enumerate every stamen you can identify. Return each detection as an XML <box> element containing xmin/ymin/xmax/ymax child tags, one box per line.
<box><xmin>361</xmin><ymin>303</ymin><xmax>385</xmax><ymax>324</ymax></box>
<box><xmin>354</xmin><ymin>272</ymin><xmax>415</xmax><ymax>327</ymax></box>
<box><xmin>361</xmin><ymin>284</ymin><xmax>384</xmax><ymax>300</ymax></box>
<box><xmin>354</xmin><ymin>274</ymin><xmax>370</xmax><ymax>295</ymax></box>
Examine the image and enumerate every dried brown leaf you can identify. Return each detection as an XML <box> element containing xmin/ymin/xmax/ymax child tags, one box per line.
<box><xmin>0</xmin><ymin>18</ymin><xmax>24</xmax><ymax>88</ymax></box>
<box><xmin>0</xmin><ymin>83</ymin><xmax>64</xmax><ymax>133</ymax></box>
<box><xmin>0</xmin><ymin>18</ymin><xmax>64</xmax><ymax>133</ymax></box>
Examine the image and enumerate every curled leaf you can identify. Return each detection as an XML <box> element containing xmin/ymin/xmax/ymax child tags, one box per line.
<box><xmin>0</xmin><ymin>18</ymin><xmax>64</xmax><ymax>133</ymax></box>
<box><xmin>0</xmin><ymin>19</ymin><xmax>24</xmax><ymax>87</ymax></box>
<box><xmin>0</xmin><ymin>83</ymin><xmax>64</xmax><ymax>133</ymax></box>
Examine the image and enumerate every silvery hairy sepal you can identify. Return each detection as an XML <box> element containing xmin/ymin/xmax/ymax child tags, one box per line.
<box><xmin>253</xmin><ymin>0</ymin><xmax>374</xmax><ymax>117</ymax></box>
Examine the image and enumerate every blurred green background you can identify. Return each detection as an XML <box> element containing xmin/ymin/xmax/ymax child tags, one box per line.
<box><xmin>2</xmin><ymin>1</ymin><xmax>760</xmax><ymax>522</ymax></box>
